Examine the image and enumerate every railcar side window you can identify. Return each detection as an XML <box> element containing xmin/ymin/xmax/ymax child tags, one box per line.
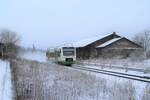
<box><xmin>57</xmin><ymin>49</ymin><xmax>61</xmax><ymax>57</ymax></box>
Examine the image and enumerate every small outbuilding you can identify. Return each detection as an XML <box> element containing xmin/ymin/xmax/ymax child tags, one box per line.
<box><xmin>74</xmin><ymin>32</ymin><xmax>143</xmax><ymax>59</ymax></box>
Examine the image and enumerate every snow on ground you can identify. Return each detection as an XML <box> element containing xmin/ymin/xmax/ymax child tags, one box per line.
<box><xmin>17</xmin><ymin>50</ymin><xmax>150</xmax><ymax>100</ymax></box>
<box><xmin>80</xmin><ymin>64</ymin><xmax>150</xmax><ymax>77</ymax></box>
<box><xmin>82</xmin><ymin>58</ymin><xmax>150</xmax><ymax>69</ymax></box>
<box><xmin>73</xmin><ymin>66</ymin><xmax>147</xmax><ymax>100</ymax></box>
<box><xmin>13</xmin><ymin>59</ymin><xmax>149</xmax><ymax>100</ymax></box>
<box><xmin>19</xmin><ymin>50</ymin><xmax>50</xmax><ymax>63</ymax></box>
<box><xmin>98</xmin><ymin>73</ymin><xmax>147</xmax><ymax>100</ymax></box>
<box><xmin>0</xmin><ymin>60</ymin><xmax>12</xmax><ymax>100</ymax></box>
<box><xmin>144</xmin><ymin>59</ymin><xmax>150</xmax><ymax>66</ymax></box>
<box><xmin>78</xmin><ymin>59</ymin><xmax>150</xmax><ymax>100</ymax></box>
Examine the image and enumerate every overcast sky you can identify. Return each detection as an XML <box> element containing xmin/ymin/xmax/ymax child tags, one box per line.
<box><xmin>0</xmin><ymin>0</ymin><xmax>150</xmax><ymax>49</ymax></box>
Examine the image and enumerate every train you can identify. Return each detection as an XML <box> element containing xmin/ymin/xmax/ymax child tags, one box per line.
<box><xmin>54</xmin><ymin>46</ymin><xmax>76</xmax><ymax>66</ymax></box>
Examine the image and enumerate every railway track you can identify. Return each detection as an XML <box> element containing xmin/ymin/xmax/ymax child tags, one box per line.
<box><xmin>78</xmin><ymin>62</ymin><xmax>146</xmax><ymax>73</ymax></box>
<box><xmin>72</xmin><ymin>64</ymin><xmax>150</xmax><ymax>83</ymax></box>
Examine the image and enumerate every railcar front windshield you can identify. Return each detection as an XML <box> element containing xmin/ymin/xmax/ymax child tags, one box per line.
<box><xmin>63</xmin><ymin>47</ymin><xmax>75</xmax><ymax>56</ymax></box>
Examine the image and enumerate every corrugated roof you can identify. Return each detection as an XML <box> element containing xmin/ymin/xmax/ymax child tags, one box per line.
<box><xmin>96</xmin><ymin>37</ymin><xmax>122</xmax><ymax>48</ymax></box>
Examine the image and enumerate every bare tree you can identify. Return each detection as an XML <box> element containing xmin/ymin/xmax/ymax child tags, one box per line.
<box><xmin>0</xmin><ymin>29</ymin><xmax>21</xmax><ymax>58</ymax></box>
<box><xmin>133</xmin><ymin>30</ymin><xmax>150</xmax><ymax>58</ymax></box>
<box><xmin>0</xmin><ymin>29</ymin><xmax>20</xmax><ymax>45</ymax></box>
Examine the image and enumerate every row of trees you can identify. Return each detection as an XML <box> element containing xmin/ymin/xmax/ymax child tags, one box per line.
<box><xmin>0</xmin><ymin>28</ymin><xmax>150</xmax><ymax>59</ymax></box>
<box><xmin>0</xmin><ymin>29</ymin><xmax>20</xmax><ymax>45</ymax></box>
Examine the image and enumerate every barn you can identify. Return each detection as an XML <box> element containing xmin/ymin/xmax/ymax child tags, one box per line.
<box><xmin>74</xmin><ymin>32</ymin><xmax>143</xmax><ymax>59</ymax></box>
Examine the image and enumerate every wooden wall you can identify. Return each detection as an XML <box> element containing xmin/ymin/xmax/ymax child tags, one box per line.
<box><xmin>76</xmin><ymin>34</ymin><xmax>143</xmax><ymax>59</ymax></box>
<box><xmin>76</xmin><ymin>33</ymin><xmax>120</xmax><ymax>59</ymax></box>
<box><xmin>97</xmin><ymin>38</ymin><xmax>143</xmax><ymax>58</ymax></box>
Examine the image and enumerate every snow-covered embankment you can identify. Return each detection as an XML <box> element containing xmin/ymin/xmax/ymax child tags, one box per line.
<box><xmin>0</xmin><ymin>60</ymin><xmax>12</xmax><ymax>100</ymax></box>
<box><xmin>19</xmin><ymin>50</ymin><xmax>48</xmax><ymax>62</ymax></box>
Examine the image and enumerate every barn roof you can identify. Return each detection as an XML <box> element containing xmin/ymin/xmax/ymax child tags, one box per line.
<box><xmin>96</xmin><ymin>37</ymin><xmax>122</xmax><ymax>48</ymax></box>
<box><xmin>73</xmin><ymin>33</ymin><xmax>118</xmax><ymax>47</ymax></box>
<box><xmin>73</xmin><ymin>36</ymin><xmax>101</xmax><ymax>47</ymax></box>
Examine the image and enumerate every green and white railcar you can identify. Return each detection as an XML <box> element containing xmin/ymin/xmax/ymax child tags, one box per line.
<box><xmin>55</xmin><ymin>47</ymin><xmax>76</xmax><ymax>66</ymax></box>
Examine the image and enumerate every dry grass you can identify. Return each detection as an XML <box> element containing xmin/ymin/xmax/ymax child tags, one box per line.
<box><xmin>142</xmin><ymin>84</ymin><xmax>150</xmax><ymax>100</ymax></box>
<box><xmin>10</xmin><ymin>58</ymin><xmax>138</xmax><ymax>100</ymax></box>
<box><xmin>82</xmin><ymin>58</ymin><xmax>149</xmax><ymax>69</ymax></box>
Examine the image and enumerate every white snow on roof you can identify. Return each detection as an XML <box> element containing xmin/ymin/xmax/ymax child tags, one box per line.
<box><xmin>73</xmin><ymin>33</ymin><xmax>113</xmax><ymax>47</ymax></box>
<box><xmin>97</xmin><ymin>37</ymin><xmax>122</xmax><ymax>48</ymax></box>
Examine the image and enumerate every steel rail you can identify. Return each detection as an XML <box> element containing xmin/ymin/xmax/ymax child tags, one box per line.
<box><xmin>72</xmin><ymin>64</ymin><xmax>150</xmax><ymax>83</ymax></box>
<box><xmin>78</xmin><ymin>62</ymin><xmax>146</xmax><ymax>73</ymax></box>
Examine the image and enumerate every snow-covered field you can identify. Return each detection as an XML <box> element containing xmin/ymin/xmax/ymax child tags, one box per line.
<box><xmin>144</xmin><ymin>59</ymin><xmax>150</xmax><ymax>66</ymax></box>
<box><xmin>18</xmin><ymin>50</ymin><xmax>49</xmax><ymax>63</ymax></box>
<box><xmin>82</xmin><ymin>58</ymin><xmax>150</xmax><ymax>69</ymax></box>
<box><xmin>75</xmin><ymin>66</ymin><xmax>149</xmax><ymax>100</ymax></box>
<box><xmin>10</xmin><ymin>58</ymin><xmax>150</xmax><ymax>100</ymax></box>
<box><xmin>15</xmin><ymin>50</ymin><xmax>150</xmax><ymax>100</ymax></box>
<box><xmin>77</xmin><ymin>64</ymin><xmax>150</xmax><ymax>77</ymax></box>
<box><xmin>0</xmin><ymin>60</ymin><xmax>12</xmax><ymax>100</ymax></box>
